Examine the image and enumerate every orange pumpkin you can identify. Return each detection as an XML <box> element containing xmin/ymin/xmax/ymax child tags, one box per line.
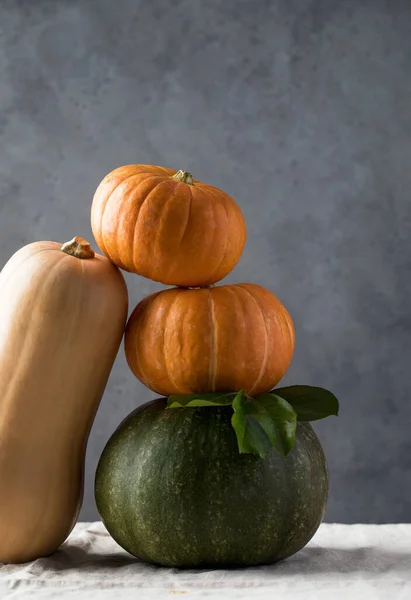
<box><xmin>125</xmin><ymin>283</ymin><xmax>295</xmax><ymax>396</ymax></box>
<box><xmin>91</xmin><ymin>165</ymin><xmax>247</xmax><ymax>287</ymax></box>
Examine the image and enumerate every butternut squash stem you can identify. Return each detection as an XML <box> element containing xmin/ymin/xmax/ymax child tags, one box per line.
<box><xmin>61</xmin><ymin>237</ymin><xmax>95</xmax><ymax>259</ymax></box>
<box><xmin>172</xmin><ymin>170</ymin><xmax>194</xmax><ymax>185</ymax></box>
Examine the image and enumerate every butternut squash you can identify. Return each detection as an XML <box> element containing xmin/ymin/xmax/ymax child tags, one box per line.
<box><xmin>0</xmin><ymin>237</ymin><xmax>128</xmax><ymax>563</ymax></box>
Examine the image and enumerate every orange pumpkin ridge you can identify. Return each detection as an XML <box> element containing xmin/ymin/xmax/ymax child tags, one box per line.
<box><xmin>232</xmin><ymin>284</ymin><xmax>270</xmax><ymax>396</ymax></box>
<box><xmin>207</xmin><ymin>290</ymin><xmax>218</xmax><ymax>391</ymax></box>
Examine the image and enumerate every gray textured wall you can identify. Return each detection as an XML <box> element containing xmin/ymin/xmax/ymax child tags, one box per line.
<box><xmin>1</xmin><ymin>0</ymin><xmax>410</xmax><ymax>523</ymax></box>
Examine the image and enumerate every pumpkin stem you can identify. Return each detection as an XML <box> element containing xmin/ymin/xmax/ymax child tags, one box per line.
<box><xmin>172</xmin><ymin>170</ymin><xmax>194</xmax><ymax>185</ymax></box>
<box><xmin>61</xmin><ymin>237</ymin><xmax>95</xmax><ymax>259</ymax></box>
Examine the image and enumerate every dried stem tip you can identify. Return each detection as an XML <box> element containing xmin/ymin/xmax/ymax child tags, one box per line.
<box><xmin>172</xmin><ymin>170</ymin><xmax>194</xmax><ymax>185</ymax></box>
<box><xmin>61</xmin><ymin>236</ymin><xmax>95</xmax><ymax>259</ymax></box>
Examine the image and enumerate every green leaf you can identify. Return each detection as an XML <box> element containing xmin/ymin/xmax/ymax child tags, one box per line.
<box><xmin>274</xmin><ymin>385</ymin><xmax>339</xmax><ymax>421</ymax></box>
<box><xmin>231</xmin><ymin>391</ymin><xmax>297</xmax><ymax>458</ymax></box>
<box><xmin>231</xmin><ymin>391</ymin><xmax>271</xmax><ymax>457</ymax></box>
<box><xmin>251</xmin><ymin>393</ymin><xmax>297</xmax><ymax>456</ymax></box>
<box><xmin>167</xmin><ymin>392</ymin><xmax>236</xmax><ymax>409</ymax></box>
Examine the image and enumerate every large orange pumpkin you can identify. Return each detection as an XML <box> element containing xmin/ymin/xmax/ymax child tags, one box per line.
<box><xmin>91</xmin><ymin>165</ymin><xmax>247</xmax><ymax>287</ymax></box>
<box><xmin>125</xmin><ymin>283</ymin><xmax>295</xmax><ymax>396</ymax></box>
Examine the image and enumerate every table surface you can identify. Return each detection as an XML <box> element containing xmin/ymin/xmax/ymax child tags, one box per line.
<box><xmin>1</xmin><ymin>522</ymin><xmax>410</xmax><ymax>599</ymax></box>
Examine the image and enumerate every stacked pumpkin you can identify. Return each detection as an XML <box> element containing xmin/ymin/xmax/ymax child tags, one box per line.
<box><xmin>0</xmin><ymin>164</ymin><xmax>338</xmax><ymax>567</ymax></box>
<box><xmin>90</xmin><ymin>164</ymin><xmax>294</xmax><ymax>397</ymax></box>
<box><xmin>91</xmin><ymin>165</ymin><xmax>336</xmax><ymax>568</ymax></box>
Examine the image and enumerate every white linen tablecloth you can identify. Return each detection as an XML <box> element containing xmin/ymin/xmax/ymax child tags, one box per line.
<box><xmin>0</xmin><ymin>522</ymin><xmax>410</xmax><ymax>599</ymax></box>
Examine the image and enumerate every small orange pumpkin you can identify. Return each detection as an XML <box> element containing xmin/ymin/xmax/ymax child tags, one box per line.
<box><xmin>91</xmin><ymin>165</ymin><xmax>247</xmax><ymax>287</ymax></box>
<box><xmin>125</xmin><ymin>283</ymin><xmax>295</xmax><ymax>396</ymax></box>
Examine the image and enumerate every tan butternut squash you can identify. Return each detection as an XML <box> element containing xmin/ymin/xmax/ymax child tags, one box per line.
<box><xmin>0</xmin><ymin>237</ymin><xmax>128</xmax><ymax>563</ymax></box>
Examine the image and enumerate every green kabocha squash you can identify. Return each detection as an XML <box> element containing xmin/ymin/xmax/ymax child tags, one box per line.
<box><xmin>95</xmin><ymin>398</ymin><xmax>328</xmax><ymax>568</ymax></box>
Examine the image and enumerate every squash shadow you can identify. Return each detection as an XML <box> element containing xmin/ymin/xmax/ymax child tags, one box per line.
<box><xmin>43</xmin><ymin>546</ymin><xmax>140</xmax><ymax>572</ymax></box>
<box><xmin>45</xmin><ymin>544</ymin><xmax>411</xmax><ymax>575</ymax></box>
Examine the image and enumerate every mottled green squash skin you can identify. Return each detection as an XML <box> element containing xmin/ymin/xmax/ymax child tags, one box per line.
<box><xmin>95</xmin><ymin>398</ymin><xmax>328</xmax><ymax>568</ymax></box>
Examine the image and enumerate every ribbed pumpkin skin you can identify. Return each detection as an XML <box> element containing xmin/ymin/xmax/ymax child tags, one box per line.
<box><xmin>124</xmin><ymin>283</ymin><xmax>295</xmax><ymax>396</ymax></box>
<box><xmin>91</xmin><ymin>164</ymin><xmax>247</xmax><ymax>287</ymax></box>
<box><xmin>0</xmin><ymin>241</ymin><xmax>128</xmax><ymax>563</ymax></box>
<box><xmin>95</xmin><ymin>399</ymin><xmax>328</xmax><ymax>568</ymax></box>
